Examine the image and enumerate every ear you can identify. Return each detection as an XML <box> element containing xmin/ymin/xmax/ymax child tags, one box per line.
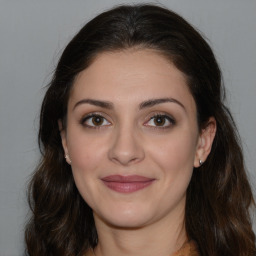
<box><xmin>194</xmin><ymin>117</ymin><xmax>217</xmax><ymax>167</ymax></box>
<box><xmin>58</xmin><ymin>119</ymin><xmax>71</xmax><ymax>164</ymax></box>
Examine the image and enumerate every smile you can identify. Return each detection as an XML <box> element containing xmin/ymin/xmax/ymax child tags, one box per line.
<box><xmin>101</xmin><ymin>175</ymin><xmax>156</xmax><ymax>193</ymax></box>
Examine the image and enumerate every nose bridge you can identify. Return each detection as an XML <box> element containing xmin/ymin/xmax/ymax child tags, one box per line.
<box><xmin>108</xmin><ymin>120</ymin><xmax>144</xmax><ymax>166</ymax></box>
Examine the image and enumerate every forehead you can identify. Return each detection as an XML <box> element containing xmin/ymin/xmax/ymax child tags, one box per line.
<box><xmin>69</xmin><ymin>49</ymin><xmax>195</xmax><ymax>110</ymax></box>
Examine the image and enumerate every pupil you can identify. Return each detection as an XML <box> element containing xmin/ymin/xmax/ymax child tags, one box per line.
<box><xmin>92</xmin><ymin>116</ymin><xmax>103</xmax><ymax>125</ymax></box>
<box><xmin>154</xmin><ymin>116</ymin><xmax>165</xmax><ymax>126</ymax></box>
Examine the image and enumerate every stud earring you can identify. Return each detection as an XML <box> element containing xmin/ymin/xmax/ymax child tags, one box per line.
<box><xmin>199</xmin><ymin>159</ymin><xmax>203</xmax><ymax>166</ymax></box>
<box><xmin>65</xmin><ymin>154</ymin><xmax>72</xmax><ymax>164</ymax></box>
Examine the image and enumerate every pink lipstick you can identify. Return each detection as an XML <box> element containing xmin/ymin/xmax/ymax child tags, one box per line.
<box><xmin>101</xmin><ymin>175</ymin><xmax>155</xmax><ymax>193</ymax></box>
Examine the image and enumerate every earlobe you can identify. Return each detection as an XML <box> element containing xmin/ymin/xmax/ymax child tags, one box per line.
<box><xmin>194</xmin><ymin>117</ymin><xmax>217</xmax><ymax>168</ymax></box>
<box><xmin>64</xmin><ymin>154</ymin><xmax>72</xmax><ymax>165</ymax></box>
<box><xmin>58</xmin><ymin>119</ymin><xmax>70</xmax><ymax>163</ymax></box>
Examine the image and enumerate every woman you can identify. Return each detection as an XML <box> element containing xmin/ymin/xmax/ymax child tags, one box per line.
<box><xmin>25</xmin><ymin>4</ymin><xmax>256</xmax><ymax>256</ymax></box>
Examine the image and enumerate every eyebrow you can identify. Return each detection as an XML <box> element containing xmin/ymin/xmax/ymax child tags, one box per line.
<box><xmin>139</xmin><ymin>98</ymin><xmax>185</xmax><ymax>110</ymax></box>
<box><xmin>73</xmin><ymin>97</ymin><xmax>185</xmax><ymax>111</ymax></box>
<box><xmin>73</xmin><ymin>99</ymin><xmax>114</xmax><ymax>110</ymax></box>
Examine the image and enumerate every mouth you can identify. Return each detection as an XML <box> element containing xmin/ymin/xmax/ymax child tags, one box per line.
<box><xmin>101</xmin><ymin>175</ymin><xmax>156</xmax><ymax>193</ymax></box>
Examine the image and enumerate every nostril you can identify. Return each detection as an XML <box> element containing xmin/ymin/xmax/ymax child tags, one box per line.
<box><xmin>110</xmin><ymin>152</ymin><xmax>142</xmax><ymax>166</ymax></box>
<box><xmin>108</xmin><ymin>134</ymin><xmax>145</xmax><ymax>166</ymax></box>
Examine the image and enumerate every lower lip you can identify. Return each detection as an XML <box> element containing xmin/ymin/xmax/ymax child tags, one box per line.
<box><xmin>102</xmin><ymin>180</ymin><xmax>155</xmax><ymax>193</ymax></box>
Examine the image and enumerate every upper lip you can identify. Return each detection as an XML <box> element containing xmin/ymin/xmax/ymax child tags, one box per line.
<box><xmin>101</xmin><ymin>175</ymin><xmax>155</xmax><ymax>182</ymax></box>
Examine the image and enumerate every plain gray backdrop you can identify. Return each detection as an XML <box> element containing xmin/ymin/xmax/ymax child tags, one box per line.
<box><xmin>0</xmin><ymin>1</ymin><xmax>255</xmax><ymax>255</ymax></box>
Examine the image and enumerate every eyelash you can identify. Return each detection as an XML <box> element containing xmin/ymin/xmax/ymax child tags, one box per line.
<box><xmin>144</xmin><ymin>114</ymin><xmax>176</xmax><ymax>129</ymax></box>
<box><xmin>80</xmin><ymin>113</ymin><xmax>111</xmax><ymax>129</ymax></box>
<box><xmin>80</xmin><ymin>113</ymin><xmax>176</xmax><ymax>129</ymax></box>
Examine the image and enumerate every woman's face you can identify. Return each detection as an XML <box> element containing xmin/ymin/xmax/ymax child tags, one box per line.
<box><xmin>61</xmin><ymin>49</ymin><xmax>205</xmax><ymax>229</ymax></box>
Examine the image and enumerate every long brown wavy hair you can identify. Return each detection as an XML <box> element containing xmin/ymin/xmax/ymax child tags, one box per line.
<box><xmin>25</xmin><ymin>4</ymin><xmax>256</xmax><ymax>256</ymax></box>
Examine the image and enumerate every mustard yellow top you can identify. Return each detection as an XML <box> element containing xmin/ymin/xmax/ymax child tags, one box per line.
<box><xmin>88</xmin><ymin>240</ymin><xmax>199</xmax><ymax>256</ymax></box>
<box><xmin>171</xmin><ymin>240</ymin><xmax>199</xmax><ymax>256</ymax></box>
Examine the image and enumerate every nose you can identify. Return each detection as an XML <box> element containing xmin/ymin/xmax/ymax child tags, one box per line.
<box><xmin>108</xmin><ymin>125</ymin><xmax>145</xmax><ymax>166</ymax></box>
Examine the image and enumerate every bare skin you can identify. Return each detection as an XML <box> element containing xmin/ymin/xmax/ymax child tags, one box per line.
<box><xmin>60</xmin><ymin>49</ymin><xmax>216</xmax><ymax>256</ymax></box>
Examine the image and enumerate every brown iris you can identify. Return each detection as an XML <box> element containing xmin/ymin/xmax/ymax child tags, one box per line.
<box><xmin>154</xmin><ymin>116</ymin><xmax>166</xmax><ymax>126</ymax></box>
<box><xmin>92</xmin><ymin>116</ymin><xmax>104</xmax><ymax>126</ymax></box>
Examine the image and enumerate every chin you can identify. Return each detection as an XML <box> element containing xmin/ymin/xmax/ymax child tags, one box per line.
<box><xmin>94</xmin><ymin>203</ymin><xmax>154</xmax><ymax>229</ymax></box>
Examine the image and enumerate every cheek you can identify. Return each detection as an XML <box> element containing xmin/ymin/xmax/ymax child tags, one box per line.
<box><xmin>67</xmin><ymin>134</ymin><xmax>108</xmax><ymax>207</ymax></box>
<box><xmin>148</xmin><ymin>129</ymin><xmax>198</xmax><ymax>176</ymax></box>
<box><xmin>67</xmin><ymin>130</ymin><xmax>108</xmax><ymax>177</ymax></box>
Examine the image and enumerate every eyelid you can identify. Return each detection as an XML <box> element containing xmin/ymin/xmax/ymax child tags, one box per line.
<box><xmin>143</xmin><ymin>112</ymin><xmax>176</xmax><ymax>128</ymax></box>
<box><xmin>80</xmin><ymin>112</ymin><xmax>112</xmax><ymax>128</ymax></box>
<box><xmin>79</xmin><ymin>111</ymin><xmax>175</xmax><ymax>129</ymax></box>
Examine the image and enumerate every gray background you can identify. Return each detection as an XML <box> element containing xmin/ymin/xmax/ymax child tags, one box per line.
<box><xmin>0</xmin><ymin>0</ymin><xmax>255</xmax><ymax>255</ymax></box>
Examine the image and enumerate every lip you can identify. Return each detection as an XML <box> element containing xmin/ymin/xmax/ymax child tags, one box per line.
<box><xmin>101</xmin><ymin>175</ymin><xmax>155</xmax><ymax>193</ymax></box>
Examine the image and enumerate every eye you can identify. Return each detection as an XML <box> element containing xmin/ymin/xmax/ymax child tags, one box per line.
<box><xmin>145</xmin><ymin>114</ymin><xmax>175</xmax><ymax>128</ymax></box>
<box><xmin>81</xmin><ymin>114</ymin><xmax>111</xmax><ymax>128</ymax></box>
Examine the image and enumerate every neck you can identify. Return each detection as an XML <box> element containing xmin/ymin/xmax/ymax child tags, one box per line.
<box><xmin>91</xmin><ymin>208</ymin><xmax>187</xmax><ymax>256</ymax></box>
